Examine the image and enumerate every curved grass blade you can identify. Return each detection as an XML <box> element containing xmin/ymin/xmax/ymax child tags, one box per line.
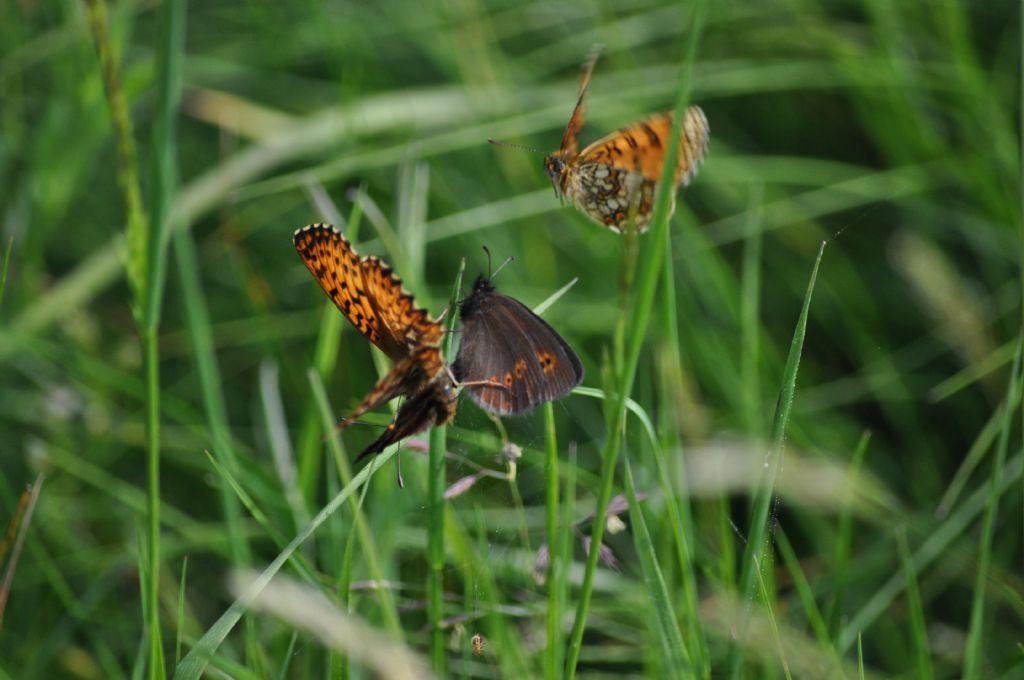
<box><xmin>173</xmin><ymin>448</ymin><xmax>395</xmax><ymax>679</ymax></box>
<box><xmin>727</xmin><ymin>240</ymin><xmax>826</xmax><ymax>678</ymax></box>
<box><xmin>962</xmin><ymin>330</ymin><xmax>1023</xmax><ymax>677</ymax></box>
<box><xmin>623</xmin><ymin>456</ymin><xmax>690</xmax><ymax>678</ymax></box>
<box><xmin>565</xmin><ymin>3</ymin><xmax>708</xmax><ymax>674</ymax></box>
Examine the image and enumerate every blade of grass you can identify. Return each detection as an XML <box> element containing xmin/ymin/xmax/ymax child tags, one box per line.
<box><xmin>753</xmin><ymin>564</ymin><xmax>793</xmax><ymax>680</ymax></box>
<box><xmin>307</xmin><ymin>371</ymin><xmax>402</xmax><ymax>638</ymax></box>
<box><xmin>172</xmin><ymin>228</ymin><xmax>250</xmax><ymax>567</ymax></box>
<box><xmin>728</xmin><ymin>240</ymin><xmax>826</xmax><ymax>679</ymax></box>
<box><xmin>0</xmin><ymin>474</ymin><xmax>43</xmax><ymax>627</ymax></box>
<box><xmin>896</xmin><ymin>528</ymin><xmax>934</xmax><ymax>680</ymax></box>
<box><xmin>830</xmin><ymin>430</ymin><xmax>871</xmax><ymax>640</ymax></box>
<box><xmin>174</xmin><ymin>557</ymin><xmax>188</xmax><ymax>666</ymax></box>
<box><xmin>659</xmin><ymin>222</ymin><xmax>708</xmax><ymax>673</ymax></box>
<box><xmin>200</xmin><ymin>451</ymin><xmax>319</xmax><ymax>583</ymax></box>
<box><xmin>543</xmin><ymin>401</ymin><xmax>561</xmax><ymax>680</ymax></box>
<box><xmin>962</xmin><ymin>330</ymin><xmax>1023</xmax><ymax>677</ymax></box>
<box><xmin>774</xmin><ymin>528</ymin><xmax>832</xmax><ymax>650</ymax></box>
<box><xmin>0</xmin><ymin>236</ymin><xmax>12</xmax><ymax>310</ymax></box>
<box><xmin>259</xmin><ymin>361</ymin><xmax>310</xmax><ymax>540</ymax></box>
<box><xmin>428</xmin><ymin>258</ymin><xmax>465</xmax><ymax>674</ymax></box>
<box><xmin>141</xmin><ymin>1</ymin><xmax>185</xmax><ymax>673</ymax></box>
<box><xmin>623</xmin><ymin>456</ymin><xmax>690</xmax><ymax>679</ymax></box>
<box><xmin>839</xmin><ymin>448</ymin><xmax>1024</xmax><ymax>653</ymax></box>
<box><xmin>173</xmin><ymin>446</ymin><xmax>397</xmax><ymax>679</ymax></box>
<box><xmin>559</xmin><ymin>442</ymin><xmax>576</xmax><ymax>664</ymax></box>
<box><xmin>565</xmin><ymin>4</ymin><xmax>707</xmax><ymax>674</ymax></box>
<box><xmin>333</xmin><ymin>454</ymin><xmax>384</xmax><ymax>680</ymax></box>
<box><xmin>84</xmin><ymin>0</ymin><xmax>184</xmax><ymax>675</ymax></box>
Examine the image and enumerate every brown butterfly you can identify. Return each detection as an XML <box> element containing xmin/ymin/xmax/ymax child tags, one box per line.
<box><xmin>453</xmin><ymin>273</ymin><xmax>584</xmax><ymax>416</ymax></box>
<box><xmin>294</xmin><ymin>223</ymin><xmax>456</xmax><ymax>460</ymax></box>
<box><xmin>542</xmin><ymin>49</ymin><xmax>710</xmax><ymax>233</ymax></box>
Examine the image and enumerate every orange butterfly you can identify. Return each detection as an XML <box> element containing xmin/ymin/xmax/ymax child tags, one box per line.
<box><xmin>542</xmin><ymin>50</ymin><xmax>710</xmax><ymax>233</ymax></box>
<box><xmin>294</xmin><ymin>224</ymin><xmax>456</xmax><ymax>460</ymax></box>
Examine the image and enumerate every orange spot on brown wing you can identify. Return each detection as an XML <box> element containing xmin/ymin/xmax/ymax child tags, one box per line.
<box><xmin>503</xmin><ymin>372</ymin><xmax>514</xmax><ymax>388</ymax></box>
<box><xmin>537</xmin><ymin>349</ymin><xmax>558</xmax><ymax>375</ymax></box>
<box><xmin>514</xmin><ymin>358</ymin><xmax>528</xmax><ymax>378</ymax></box>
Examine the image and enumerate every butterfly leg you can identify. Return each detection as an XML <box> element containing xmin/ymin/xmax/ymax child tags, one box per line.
<box><xmin>446</xmin><ymin>363</ymin><xmax>510</xmax><ymax>392</ymax></box>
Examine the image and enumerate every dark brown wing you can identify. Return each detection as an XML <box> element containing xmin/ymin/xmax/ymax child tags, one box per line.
<box><xmin>294</xmin><ymin>224</ymin><xmax>441</xmax><ymax>361</ymax></box>
<box><xmin>454</xmin><ymin>281</ymin><xmax>584</xmax><ymax>416</ymax></box>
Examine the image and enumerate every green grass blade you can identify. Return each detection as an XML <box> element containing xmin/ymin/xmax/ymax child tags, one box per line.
<box><xmin>428</xmin><ymin>258</ymin><xmax>465</xmax><ymax>675</ymax></box>
<box><xmin>172</xmin><ymin>228</ymin><xmax>250</xmax><ymax>567</ymax></box>
<box><xmin>840</xmin><ymin>449</ymin><xmax>1024</xmax><ymax>653</ymax></box>
<box><xmin>565</xmin><ymin>4</ymin><xmax>707</xmax><ymax>673</ymax></box>
<box><xmin>728</xmin><ymin>240</ymin><xmax>826</xmax><ymax>678</ymax></box>
<box><xmin>173</xmin><ymin>447</ymin><xmax>396</xmax><ymax>679</ymax></box>
<box><xmin>144</xmin><ymin>1</ymin><xmax>184</xmax><ymax>676</ymax></box>
<box><xmin>174</xmin><ymin>557</ymin><xmax>188</xmax><ymax>667</ymax></box>
<box><xmin>830</xmin><ymin>430</ymin><xmax>871</xmax><ymax>639</ymax></box>
<box><xmin>658</xmin><ymin>226</ymin><xmax>708</xmax><ymax>674</ymax></box>
<box><xmin>543</xmin><ymin>401</ymin><xmax>561</xmax><ymax>680</ymax></box>
<box><xmin>307</xmin><ymin>371</ymin><xmax>402</xmax><ymax>638</ymax></box>
<box><xmin>623</xmin><ymin>455</ymin><xmax>690</xmax><ymax>679</ymax></box>
<box><xmin>774</xmin><ymin>529</ymin><xmax>832</xmax><ymax>650</ymax></box>
<box><xmin>962</xmin><ymin>331</ymin><xmax>1023</xmax><ymax>677</ymax></box>
<box><xmin>896</xmin><ymin>528</ymin><xmax>934</xmax><ymax>680</ymax></box>
<box><xmin>0</xmin><ymin>236</ymin><xmax>12</xmax><ymax>311</ymax></box>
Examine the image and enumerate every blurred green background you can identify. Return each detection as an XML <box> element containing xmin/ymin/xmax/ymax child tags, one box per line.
<box><xmin>1</xmin><ymin>0</ymin><xmax>1021</xmax><ymax>678</ymax></box>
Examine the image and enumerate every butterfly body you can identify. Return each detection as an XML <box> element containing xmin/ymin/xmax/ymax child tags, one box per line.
<box><xmin>545</xmin><ymin>51</ymin><xmax>710</xmax><ymax>233</ymax></box>
<box><xmin>356</xmin><ymin>369</ymin><xmax>457</xmax><ymax>460</ymax></box>
<box><xmin>453</xmin><ymin>274</ymin><xmax>584</xmax><ymax>416</ymax></box>
<box><xmin>294</xmin><ymin>223</ymin><xmax>451</xmax><ymax>459</ymax></box>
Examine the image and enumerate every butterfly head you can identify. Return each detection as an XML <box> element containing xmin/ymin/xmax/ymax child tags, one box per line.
<box><xmin>459</xmin><ymin>274</ymin><xmax>496</xmax><ymax>321</ymax></box>
<box><xmin>543</xmin><ymin>154</ymin><xmax>571</xmax><ymax>202</ymax></box>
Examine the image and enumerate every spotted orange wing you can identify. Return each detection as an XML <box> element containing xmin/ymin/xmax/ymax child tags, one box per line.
<box><xmin>293</xmin><ymin>223</ymin><xmax>442</xmax><ymax>360</ymax></box>
<box><xmin>564</xmin><ymin>107</ymin><xmax>710</xmax><ymax>232</ymax></box>
<box><xmin>577</xmin><ymin>108</ymin><xmax>709</xmax><ymax>185</ymax></box>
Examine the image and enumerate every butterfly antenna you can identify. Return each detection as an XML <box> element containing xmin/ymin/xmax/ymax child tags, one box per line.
<box><xmin>488</xmin><ymin>138</ymin><xmax>544</xmax><ymax>154</ymax></box>
<box><xmin>491</xmin><ymin>255</ymin><xmax>514</xmax><ymax>280</ymax></box>
<box><xmin>481</xmin><ymin>245</ymin><xmax>514</xmax><ymax>281</ymax></box>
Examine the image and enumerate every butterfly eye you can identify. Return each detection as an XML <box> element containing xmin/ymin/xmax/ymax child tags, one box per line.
<box><xmin>543</xmin><ymin>156</ymin><xmax>564</xmax><ymax>179</ymax></box>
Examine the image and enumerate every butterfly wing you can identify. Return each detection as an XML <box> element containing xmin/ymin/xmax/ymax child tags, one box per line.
<box><xmin>566</xmin><ymin>107</ymin><xmax>709</xmax><ymax>232</ymax></box>
<box><xmin>339</xmin><ymin>346</ymin><xmax>443</xmax><ymax>431</ymax></box>
<box><xmin>454</xmin><ymin>288</ymin><xmax>584</xmax><ymax>416</ymax></box>
<box><xmin>361</xmin><ymin>255</ymin><xmax>444</xmax><ymax>350</ymax></box>
<box><xmin>294</xmin><ymin>224</ymin><xmax>441</xmax><ymax>360</ymax></box>
<box><xmin>557</xmin><ymin>45</ymin><xmax>603</xmax><ymax>159</ymax></box>
<box><xmin>577</xmin><ymin>107</ymin><xmax>709</xmax><ymax>184</ymax></box>
<box><xmin>356</xmin><ymin>373</ymin><xmax>457</xmax><ymax>461</ymax></box>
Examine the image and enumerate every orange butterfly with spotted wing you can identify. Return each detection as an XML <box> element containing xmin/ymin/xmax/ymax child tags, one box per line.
<box><xmin>510</xmin><ymin>48</ymin><xmax>710</xmax><ymax>233</ymax></box>
<box><xmin>293</xmin><ymin>224</ymin><xmax>457</xmax><ymax>461</ymax></box>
